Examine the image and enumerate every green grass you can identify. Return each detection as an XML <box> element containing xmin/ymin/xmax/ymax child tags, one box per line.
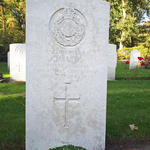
<box><xmin>0</xmin><ymin>82</ymin><xmax>25</xmax><ymax>150</ymax></box>
<box><xmin>0</xmin><ymin>62</ymin><xmax>150</xmax><ymax>149</ymax></box>
<box><xmin>116</xmin><ymin>61</ymin><xmax>150</xmax><ymax>79</ymax></box>
<box><xmin>107</xmin><ymin>80</ymin><xmax>150</xmax><ymax>142</ymax></box>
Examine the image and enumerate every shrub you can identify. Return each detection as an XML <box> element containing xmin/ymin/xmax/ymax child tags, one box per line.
<box><xmin>117</xmin><ymin>45</ymin><xmax>149</xmax><ymax>60</ymax></box>
<box><xmin>0</xmin><ymin>46</ymin><xmax>7</xmax><ymax>62</ymax></box>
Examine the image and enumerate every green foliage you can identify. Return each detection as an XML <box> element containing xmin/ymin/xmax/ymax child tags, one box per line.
<box><xmin>138</xmin><ymin>21</ymin><xmax>150</xmax><ymax>48</ymax></box>
<box><xmin>0</xmin><ymin>62</ymin><xmax>8</xmax><ymax>74</ymax></box>
<box><xmin>0</xmin><ymin>46</ymin><xmax>7</xmax><ymax>61</ymax></box>
<box><xmin>117</xmin><ymin>46</ymin><xmax>149</xmax><ymax>60</ymax></box>
<box><xmin>107</xmin><ymin>0</ymin><xmax>150</xmax><ymax>49</ymax></box>
<box><xmin>0</xmin><ymin>0</ymin><xmax>25</xmax><ymax>61</ymax></box>
<box><xmin>49</xmin><ymin>145</ymin><xmax>86</xmax><ymax>150</ymax></box>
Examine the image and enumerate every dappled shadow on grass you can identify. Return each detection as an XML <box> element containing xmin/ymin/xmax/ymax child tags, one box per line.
<box><xmin>0</xmin><ymin>93</ymin><xmax>25</xmax><ymax>150</ymax></box>
<box><xmin>116</xmin><ymin>77</ymin><xmax>150</xmax><ymax>80</ymax></box>
<box><xmin>0</xmin><ymin>141</ymin><xmax>25</xmax><ymax>150</ymax></box>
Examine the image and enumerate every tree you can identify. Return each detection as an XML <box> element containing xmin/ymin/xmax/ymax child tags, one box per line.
<box><xmin>0</xmin><ymin>0</ymin><xmax>25</xmax><ymax>61</ymax></box>
<box><xmin>107</xmin><ymin>0</ymin><xmax>150</xmax><ymax>49</ymax></box>
<box><xmin>138</xmin><ymin>21</ymin><xmax>150</xmax><ymax>48</ymax></box>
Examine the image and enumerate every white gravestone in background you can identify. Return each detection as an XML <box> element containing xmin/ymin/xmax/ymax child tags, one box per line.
<box><xmin>26</xmin><ymin>0</ymin><xmax>110</xmax><ymax>150</ymax></box>
<box><xmin>107</xmin><ymin>44</ymin><xmax>117</xmax><ymax>80</ymax></box>
<box><xmin>10</xmin><ymin>44</ymin><xmax>26</xmax><ymax>81</ymax></box>
<box><xmin>7</xmin><ymin>51</ymin><xmax>10</xmax><ymax>71</ymax></box>
<box><xmin>129</xmin><ymin>49</ymin><xmax>141</xmax><ymax>70</ymax></box>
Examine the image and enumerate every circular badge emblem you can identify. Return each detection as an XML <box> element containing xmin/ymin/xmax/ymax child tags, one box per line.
<box><xmin>49</xmin><ymin>8</ymin><xmax>86</xmax><ymax>47</ymax></box>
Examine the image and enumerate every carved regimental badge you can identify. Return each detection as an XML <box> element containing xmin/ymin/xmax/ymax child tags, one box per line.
<box><xmin>49</xmin><ymin>8</ymin><xmax>87</xmax><ymax>47</ymax></box>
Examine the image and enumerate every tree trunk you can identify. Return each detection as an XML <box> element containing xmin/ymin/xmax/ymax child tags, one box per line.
<box><xmin>0</xmin><ymin>5</ymin><xmax>6</xmax><ymax>37</ymax></box>
<box><xmin>119</xmin><ymin>41</ymin><xmax>124</xmax><ymax>49</ymax></box>
<box><xmin>119</xmin><ymin>0</ymin><xmax>127</xmax><ymax>49</ymax></box>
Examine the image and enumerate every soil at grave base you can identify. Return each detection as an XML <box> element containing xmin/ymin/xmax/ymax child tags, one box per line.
<box><xmin>0</xmin><ymin>79</ymin><xmax>9</xmax><ymax>83</ymax></box>
<box><xmin>106</xmin><ymin>140</ymin><xmax>150</xmax><ymax>150</ymax></box>
<box><xmin>116</xmin><ymin>78</ymin><xmax>150</xmax><ymax>80</ymax></box>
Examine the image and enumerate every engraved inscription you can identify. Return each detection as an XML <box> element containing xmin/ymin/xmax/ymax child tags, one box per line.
<box><xmin>49</xmin><ymin>8</ymin><xmax>86</xmax><ymax>47</ymax></box>
<box><xmin>54</xmin><ymin>83</ymin><xmax>80</xmax><ymax>128</ymax></box>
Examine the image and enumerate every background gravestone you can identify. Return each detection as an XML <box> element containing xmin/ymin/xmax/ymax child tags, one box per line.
<box><xmin>10</xmin><ymin>44</ymin><xmax>26</xmax><ymax>81</ymax></box>
<box><xmin>129</xmin><ymin>49</ymin><xmax>141</xmax><ymax>70</ymax></box>
<box><xmin>26</xmin><ymin>0</ymin><xmax>110</xmax><ymax>150</ymax></box>
<box><xmin>7</xmin><ymin>51</ymin><xmax>10</xmax><ymax>71</ymax></box>
<box><xmin>107</xmin><ymin>44</ymin><xmax>117</xmax><ymax>80</ymax></box>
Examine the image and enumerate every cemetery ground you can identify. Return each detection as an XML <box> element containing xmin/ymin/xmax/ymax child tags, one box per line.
<box><xmin>0</xmin><ymin>62</ymin><xmax>150</xmax><ymax>150</ymax></box>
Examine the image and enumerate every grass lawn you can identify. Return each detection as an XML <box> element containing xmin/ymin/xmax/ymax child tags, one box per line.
<box><xmin>0</xmin><ymin>62</ymin><xmax>150</xmax><ymax>150</ymax></box>
<box><xmin>107</xmin><ymin>80</ymin><xmax>150</xmax><ymax>142</ymax></box>
<box><xmin>116</xmin><ymin>61</ymin><xmax>150</xmax><ymax>80</ymax></box>
<box><xmin>0</xmin><ymin>82</ymin><xmax>25</xmax><ymax>150</ymax></box>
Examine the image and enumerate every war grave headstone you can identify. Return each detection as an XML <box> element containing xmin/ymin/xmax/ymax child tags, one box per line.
<box><xmin>107</xmin><ymin>44</ymin><xmax>117</xmax><ymax>80</ymax></box>
<box><xmin>26</xmin><ymin>0</ymin><xmax>110</xmax><ymax>150</ymax></box>
<box><xmin>7</xmin><ymin>51</ymin><xmax>10</xmax><ymax>70</ymax></box>
<box><xmin>129</xmin><ymin>49</ymin><xmax>141</xmax><ymax>70</ymax></box>
<box><xmin>10</xmin><ymin>43</ymin><xmax>26</xmax><ymax>81</ymax></box>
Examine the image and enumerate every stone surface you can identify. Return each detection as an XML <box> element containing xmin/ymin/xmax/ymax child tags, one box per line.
<box><xmin>7</xmin><ymin>51</ymin><xmax>10</xmax><ymax>70</ymax></box>
<box><xmin>107</xmin><ymin>44</ymin><xmax>117</xmax><ymax>80</ymax></box>
<box><xmin>26</xmin><ymin>0</ymin><xmax>110</xmax><ymax>150</ymax></box>
<box><xmin>129</xmin><ymin>49</ymin><xmax>141</xmax><ymax>70</ymax></box>
<box><xmin>10</xmin><ymin>44</ymin><xmax>26</xmax><ymax>81</ymax></box>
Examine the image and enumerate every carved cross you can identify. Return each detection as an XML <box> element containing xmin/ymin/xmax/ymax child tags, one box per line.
<box><xmin>54</xmin><ymin>83</ymin><xmax>80</xmax><ymax>128</ymax></box>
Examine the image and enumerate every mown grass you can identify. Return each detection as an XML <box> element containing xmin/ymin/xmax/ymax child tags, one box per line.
<box><xmin>0</xmin><ymin>62</ymin><xmax>150</xmax><ymax>150</ymax></box>
<box><xmin>116</xmin><ymin>61</ymin><xmax>150</xmax><ymax>80</ymax></box>
<box><xmin>107</xmin><ymin>80</ymin><xmax>150</xmax><ymax>142</ymax></box>
<box><xmin>0</xmin><ymin>82</ymin><xmax>25</xmax><ymax>150</ymax></box>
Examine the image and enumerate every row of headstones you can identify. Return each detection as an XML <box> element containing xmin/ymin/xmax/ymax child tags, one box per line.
<box><xmin>8</xmin><ymin>44</ymin><xmax>26</xmax><ymax>81</ymax></box>
<box><xmin>8</xmin><ymin>44</ymin><xmax>141</xmax><ymax>83</ymax></box>
<box><xmin>24</xmin><ymin>0</ymin><xmax>144</xmax><ymax>149</ymax></box>
<box><xmin>8</xmin><ymin>44</ymin><xmax>117</xmax><ymax>82</ymax></box>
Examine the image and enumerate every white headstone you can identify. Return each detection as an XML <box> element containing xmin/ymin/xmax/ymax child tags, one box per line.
<box><xmin>26</xmin><ymin>0</ymin><xmax>110</xmax><ymax>150</ymax></box>
<box><xmin>107</xmin><ymin>44</ymin><xmax>117</xmax><ymax>80</ymax></box>
<box><xmin>129</xmin><ymin>49</ymin><xmax>141</xmax><ymax>70</ymax></box>
<box><xmin>10</xmin><ymin>44</ymin><xmax>26</xmax><ymax>81</ymax></box>
<box><xmin>7</xmin><ymin>51</ymin><xmax>10</xmax><ymax>71</ymax></box>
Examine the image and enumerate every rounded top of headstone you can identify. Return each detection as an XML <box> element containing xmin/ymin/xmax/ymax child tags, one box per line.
<box><xmin>108</xmin><ymin>44</ymin><xmax>117</xmax><ymax>49</ymax></box>
<box><xmin>10</xmin><ymin>43</ymin><xmax>26</xmax><ymax>46</ymax></box>
<box><xmin>49</xmin><ymin>8</ymin><xmax>87</xmax><ymax>47</ymax></box>
<box><xmin>131</xmin><ymin>49</ymin><xmax>140</xmax><ymax>53</ymax></box>
<box><xmin>9</xmin><ymin>44</ymin><xmax>26</xmax><ymax>55</ymax></box>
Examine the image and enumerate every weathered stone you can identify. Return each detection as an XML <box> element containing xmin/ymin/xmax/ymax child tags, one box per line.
<box><xmin>107</xmin><ymin>44</ymin><xmax>117</xmax><ymax>80</ymax></box>
<box><xmin>129</xmin><ymin>49</ymin><xmax>141</xmax><ymax>70</ymax></box>
<box><xmin>7</xmin><ymin>51</ymin><xmax>10</xmax><ymax>70</ymax></box>
<box><xmin>10</xmin><ymin>44</ymin><xmax>26</xmax><ymax>81</ymax></box>
<box><xmin>26</xmin><ymin>0</ymin><xmax>110</xmax><ymax>150</ymax></box>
